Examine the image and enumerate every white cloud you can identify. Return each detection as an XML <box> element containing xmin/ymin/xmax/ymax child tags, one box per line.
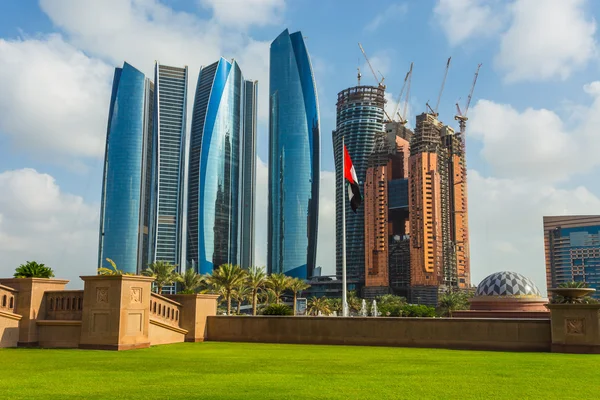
<box><xmin>468</xmin><ymin>170</ymin><xmax>600</xmax><ymax>294</ymax></box>
<box><xmin>365</xmin><ymin>3</ymin><xmax>408</xmax><ymax>32</ymax></box>
<box><xmin>199</xmin><ymin>0</ymin><xmax>285</xmax><ymax>29</ymax></box>
<box><xmin>0</xmin><ymin>169</ymin><xmax>98</xmax><ymax>287</ymax></box>
<box><xmin>469</xmin><ymin>82</ymin><xmax>600</xmax><ymax>182</ymax></box>
<box><xmin>496</xmin><ymin>0</ymin><xmax>598</xmax><ymax>82</ymax></box>
<box><xmin>0</xmin><ymin>34</ymin><xmax>112</xmax><ymax>158</ymax></box>
<box><xmin>434</xmin><ymin>0</ymin><xmax>505</xmax><ymax>45</ymax></box>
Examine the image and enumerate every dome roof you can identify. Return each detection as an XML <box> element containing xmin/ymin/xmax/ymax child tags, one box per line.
<box><xmin>475</xmin><ymin>271</ymin><xmax>541</xmax><ymax>297</ymax></box>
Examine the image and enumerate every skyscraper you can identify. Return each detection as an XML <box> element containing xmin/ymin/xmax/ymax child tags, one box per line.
<box><xmin>268</xmin><ymin>29</ymin><xmax>320</xmax><ymax>279</ymax></box>
<box><xmin>408</xmin><ymin>112</ymin><xmax>470</xmax><ymax>305</ymax></box>
<box><xmin>148</xmin><ymin>63</ymin><xmax>188</xmax><ymax>271</ymax></box>
<box><xmin>544</xmin><ymin>215</ymin><xmax>600</xmax><ymax>300</ymax></box>
<box><xmin>333</xmin><ymin>85</ymin><xmax>385</xmax><ymax>287</ymax></box>
<box><xmin>187</xmin><ymin>58</ymin><xmax>257</xmax><ymax>274</ymax></box>
<box><xmin>363</xmin><ymin>123</ymin><xmax>412</xmax><ymax>298</ymax></box>
<box><xmin>98</xmin><ymin>62</ymin><xmax>154</xmax><ymax>274</ymax></box>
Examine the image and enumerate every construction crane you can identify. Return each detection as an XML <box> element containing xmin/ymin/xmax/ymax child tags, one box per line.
<box><xmin>392</xmin><ymin>62</ymin><xmax>413</xmax><ymax>125</ymax></box>
<box><xmin>357</xmin><ymin>67</ymin><xmax>362</xmax><ymax>86</ymax></box>
<box><xmin>399</xmin><ymin>62</ymin><xmax>412</xmax><ymax>125</ymax></box>
<box><xmin>358</xmin><ymin>43</ymin><xmax>386</xmax><ymax>89</ymax></box>
<box><xmin>433</xmin><ymin>57</ymin><xmax>451</xmax><ymax>116</ymax></box>
<box><xmin>455</xmin><ymin>63</ymin><xmax>482</xmax><ymax>134</ymax></box>
<box><xmin>358</xmin><ymin>42</ymin><xmax>392</xmax><ymax>121</ymax></box>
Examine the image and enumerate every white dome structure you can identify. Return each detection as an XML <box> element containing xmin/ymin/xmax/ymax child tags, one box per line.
<box><xmin>475</xmin><ymin>271</ymin><xmax>541</xmax><ymax>298</ymax></box>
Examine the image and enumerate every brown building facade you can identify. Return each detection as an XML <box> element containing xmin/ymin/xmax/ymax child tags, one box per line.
<box><xmin>408</xmin><ymin>113</ymin><xmax>470</xmax><ymax>303</ymax></box>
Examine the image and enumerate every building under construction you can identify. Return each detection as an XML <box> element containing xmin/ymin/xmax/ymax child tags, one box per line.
<box><xmin>408</xmin><ymin>112</ymin><xmax>470</xmax><ymax>305</ymax></box>
<box><xmin>363</xmin><ymin>122</ymin><xmax>412</xmax><ymax>298</ymax></box>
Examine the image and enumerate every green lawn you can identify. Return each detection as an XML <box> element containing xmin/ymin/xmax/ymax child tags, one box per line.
<box><xmin>1</xmin><ymin>342</ymin><xmax>599</xmax><ymax>399</ymax></box>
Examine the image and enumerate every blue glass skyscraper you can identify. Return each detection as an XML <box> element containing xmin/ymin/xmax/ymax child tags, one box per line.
<box><xmin>98</xmin><ymin>62</ymin><xmax>154</xmax><ymax>274</ymax></box>
<box><xmin>187</xmin><ymin>58</ymin><xmax>257</xmax><ymax>274</ymax></box>
<box><xmin>268</xmin><ymin>29</ymin><xmax>320</xmax><ymax>279</ymax></box>
<box><xmin>148</xmin><ymin>63</ymin><xmax>188</xmax><ymax>271</ymax></box>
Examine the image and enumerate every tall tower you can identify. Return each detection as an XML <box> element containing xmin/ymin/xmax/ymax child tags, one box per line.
<box><xmin>240</xmin><ymin>80</ymin><xmax>258</xmax><ymax>270</ymax></box>
<box><xmin>149</xmin><ymin>63</ymin><xmax>188</xmax><ymax>273</ymax></box>
<box><xmin>98</xmin><ymin>62</ymin><xmax>154</xmax><ymax>274</ymax></box>
<box><xmin>187</xmin><ymin>58</ymin><xmax>256</xmax><ymax>274</ymax></box>
<box><xmin>333</xmin><ymin>86</ymin><xmax>385</xmax><ymax>288</ymax></box>
<box><xmin>363</xmin><ymin>123</ymin><xmax>412</xmax><ymax>298</ymax></box>
<box><xmin>268</xmin><ymin>29</ymin><xmax>320</xmax><ymax>279</ymax></box>
<box><xmin>408</xmin><ymin>112</ymin><xmax>470</xmax><ymax>305</ymax></box>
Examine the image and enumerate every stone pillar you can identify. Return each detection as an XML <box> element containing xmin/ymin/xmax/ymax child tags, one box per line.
<box><xmin>0</xmin><ymin>278</ymin><xmax>69</xmax><ymax>346</ymax></box>
<box><xmin>547</xmin><ymin>304</ymin><xmax>600</xmax><ymax>354</ymax></box>
<box><xmin>79</xmin><ymin>275</ymin><xmax>154</xmax><ymax>350</ymax></box>
<box><xmin>166</xmin><ymin>294</ymin><xmax>219</xmax><ymax>342</ymax></box>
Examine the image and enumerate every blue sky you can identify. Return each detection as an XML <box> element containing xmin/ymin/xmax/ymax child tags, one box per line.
<box><xmin>1</xmin><ymin>0</ymin><xmax>600</xmax><ymax>292</ymax></box>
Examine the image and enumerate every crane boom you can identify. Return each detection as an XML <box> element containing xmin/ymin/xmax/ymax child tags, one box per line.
<box><xmin>392</xmin><ymin>63</ymin><xmax>412</xmax><ymax>119</ymax></box>
<box><xmin>434</xmin><ymin>57</ymin><xmax>451</xmax><ymax>115</ymax></box>
<box><xmin>464</xmin><ymin>63</ymin><xmax>482</xmax><ymax>116</ymax></box>
<box><xmin>399</xmin><ymin>62</ymin><xmax>413</xmax><ymax>125</ymax></box>
<box><xmin>358</xmin><ymin>43</ymin><xmax>385</xmax><ymax>88</ymax></box>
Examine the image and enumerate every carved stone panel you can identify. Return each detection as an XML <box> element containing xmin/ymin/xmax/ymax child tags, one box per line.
<box><xmin>130</xmin><ymin>287</ymin><xmax>142</xmax><ymax>304</ymax></box>
<box><xmin>96</xmin><ymin>287</ymin><xmax>108</xmax><ymax>304</ymax></box>
<box><xmin>565</xmin><ymin>318</ymin><xmax>585</xmax><ymax>335</ymax></box>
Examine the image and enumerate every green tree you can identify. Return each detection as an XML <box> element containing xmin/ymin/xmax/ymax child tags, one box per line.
<box><xmin>347</xmin><ymin>290</ymin><xmax>362</xmax><ymax>313</ymax></box>
<box><xmin>267</xmin><ymin>273</ymin><xmax>292</xmax><ymax>304</ymax></box>
<box><xmin>307</xmin><ymin>296</ymin><xmax>331</xmax><ymax>316</ymax></box>
<box><xmin>207</xmin><ymin>264</ymin><xmax>247</xmax><ymax>315</ymax></box>
<box><xmin>376</xmin><ymin>294</ymin><xmax>407</xmax><ymax>317</ymax></box>
<box><xmin>232</xmin><ymin>283</ymin><xmax>252</xmax><ymax>314</ymax></box>
<box><xmin>14</xmin><ymin>261</ymin><xmax>55</xmax><ymax>278</ymax></box>
<box><xmin>177</xmin><ymin>268</ymin><xmax>204</xmax><ymax>294</ymax></box>
<box><xmin>327</xmin><ymin>298</ymin><xmax>342</xmax><ymax>314</ymax></box>
<box><xmin>288</xmin><ymin>278</ymin><xmax>310</xmax><ymax>315</ymax></box>
<box><xmin>142</xmin><ymin>261</ymin><xmax>179</xmax><ymax>294</ymax></box>
<box><xmin>98</xmin><ymin>258</ymin><xmax>129</xmax><ymax>276</ymax></box>
<box><xmin>246</xmin><ymin>266</ymin><xmax>267</xmax><ymax>316</ymax></box>
<box><xmin>437</xmin><ymin>291</ymin><xmax>470</xmax><ymax>317</ymax></box>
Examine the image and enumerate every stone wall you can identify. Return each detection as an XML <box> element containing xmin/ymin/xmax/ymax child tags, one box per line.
<box><xmin>206</xmin><ymin>316</ymin><xmax>552</xmax><ymax>352</ymax></box>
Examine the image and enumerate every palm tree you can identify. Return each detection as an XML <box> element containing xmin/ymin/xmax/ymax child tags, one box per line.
<box><xmin>437</xmin><ymin>291</ymin><xmax>469</xmax><ymax>317</ymax></box>
<box><xmin>347</xmin><ymin>290</ymin><xmax>362</xmax><ymax>313</ymax></box>
<box><xmin>288</xmin><ymin>278</ymin><xmax>310</xmax><ymax>315</ymax></box>
<box><xmin>246</xmin><ymin>266</ymin><xmax>267</xmax><ymax>315</ymax></box>
<box><xmin>97</xmin><ymin>258</ymin><xmax>128</xmax><ymax>276</ymax></box>
<box><xmin>208</xmin><ymin>264</ymin><xmax>247</xmax><ymax>315</ymax></box>
<box><xmin>178</xmin><ymin>268</ymin><xmax>204</xmax><ymax>294</ymax></box>
<box><xmin>142</xmin><ymin>261</ymin><xmax>179</xmax><ymax>294</ymax></box>
<box><xmin>267</xmin><ymin>273</ymin><xmax>292</xmax><ymax>304</ymax></box>
<box><xmin>307</xmin><ymin>296</ymin><xmax>331</xmax><ymax>316</ymax></box>
<box><xmin>14</xmin><ymin>261</ymin><xmax>55</xmax><ymax>278</ymax></box>
<box><xmin>232</xmin><ymin>284</ymin><xmax>252</xmax><ymax>314</ymax></box>
<box><xmin>258</xmin><ymin>288</ymin><xmax>277</xmax><ymax>307</ymax></box>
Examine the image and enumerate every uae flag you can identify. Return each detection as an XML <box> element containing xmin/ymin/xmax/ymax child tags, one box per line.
<box><xmin>343</xmin><ymin>144</ymin><xmax>361</xmax><ymax>212</ymax></box>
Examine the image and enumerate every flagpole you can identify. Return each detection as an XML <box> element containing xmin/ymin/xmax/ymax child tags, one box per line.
<box><xmin>342</xmin><ymin>136</ymin><xmax>348</xmax><ymax>317</ymax></box>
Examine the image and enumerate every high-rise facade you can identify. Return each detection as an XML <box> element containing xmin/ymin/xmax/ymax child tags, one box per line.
<box><xmin>187</xmin><ymin>58</ymin><xmax>257</xmax><ymax>274</ymax></box>
<box><xmin>333</xmin><ymin>85</ymin><xmax>385</xmax><ymax>286</ymax></box>
<box><xmin>268</xmin><ymin>29</ymin><xmax>320</xmax><ymax>279</ymax></box>
<box><xmin>544</xmin><ymin>215</ymin><xmax>600</xmax><ymax>300</ymax></box>
<box><xmin>408</xmin><ymin>112</ymin><xmax>470</xmax><ymax>304</ymax></box>
<box><xmin>363</xmin><ymin>123</ymin><xmax>412</xmax><ymax>298</ymax></box>
<box><xmin>98</xmin><ymin>62</ymin><xmax>154</xmax><ymax>274</ymax></box>
<box><xmin>148</xmin><ymin>63</ymin><xmax>188</xmax><ymax>270</ymax></box>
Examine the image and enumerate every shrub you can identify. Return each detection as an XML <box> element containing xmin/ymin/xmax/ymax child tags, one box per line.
<box><xmin>178</xmin><ymin>289</ymin><xmax>196</xmax><ymax>294</ymax></box>
<box><xmin>14</xmin><ymin>261</ymin><xmax>55</xmax><ymax>278</ymax></box>
<box><xmin>262</xmin><ymin>304</ymin><xmax>293</xmax><ymax>316</ymax></box>
<box><xmin>401</xmin><ymin>304</ymin><xmax>436</xmax><ymax>318</ymax></box>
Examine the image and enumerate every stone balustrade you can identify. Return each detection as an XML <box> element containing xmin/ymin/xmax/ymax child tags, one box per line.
<box><xmin>0</xmin><ymin>284</ymin><xmax>17</xmax><ymax>313</ymax></box>
<box><xmin>150</xmin><ymin>292</ymin><xmax>182</xmax><ymax>329</ymax></box>
<box><xmin>45</xmin><ymin>290</ymin><xmax>84</xmax><ymax>321</ymax></box>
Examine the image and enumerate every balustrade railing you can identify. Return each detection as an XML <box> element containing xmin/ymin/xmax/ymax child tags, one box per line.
<box><xmin>0</xmin><ymin>284</ymin><xmax>17</xmax><ymax>313</ymax></box>
<box><xmin>45</xmin><ymin>290</ymin><xmax>84</xmax><ymax>320</ymax></box>
<box><xmin>150</xmin><ymin>293</ymin><xmax>182</xmax><ymax>329</ymax></box>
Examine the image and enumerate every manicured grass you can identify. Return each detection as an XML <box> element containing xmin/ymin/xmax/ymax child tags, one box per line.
<box><xmin>2</xmin><ymin>342</ymin><xmax>599</xmax><ymax>399</ymax></box>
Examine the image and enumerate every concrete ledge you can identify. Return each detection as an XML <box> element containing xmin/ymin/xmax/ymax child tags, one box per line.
<box><xmin>552</xmin><ymin>343</ymin><xmax>600</xmax><ymax>354</ymax></box>
<box><xmin>207</xmin><ymin>316</ymin><xmax>552</xmax><ymax>352</ymax></box>
<box><xmin>79</xmin><ymin>343</ymin><xmax>151</xmax><ymax>351</ymax></box>
<box><xmin>37</xmin><ymin>320</ymin><xmax>82</xmax><ymax>326</ymax></box>
<box><xmin>149</xmin><ymin>318</ymin><xmax>188</xmax><ymax>335</ymax></box>
<box><xmin>0</xmin><ymin>310</ymin><xmax>22</xmax><ymax>321</ymax></box>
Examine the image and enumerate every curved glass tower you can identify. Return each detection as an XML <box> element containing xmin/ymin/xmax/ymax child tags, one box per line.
<box><xmin>187</xmin><ymin>58</ymin><xmax>256</xmax><ymax>274</ymax></box>
<box><xmin>268</xmin><ymin>29</ymin><xmax>320</xmax><ymax>279</ymax></box>
<box><xmin>98</xmin><ymin>62</ymin><xmax>154</xmax><ymax>274</ymax></box>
